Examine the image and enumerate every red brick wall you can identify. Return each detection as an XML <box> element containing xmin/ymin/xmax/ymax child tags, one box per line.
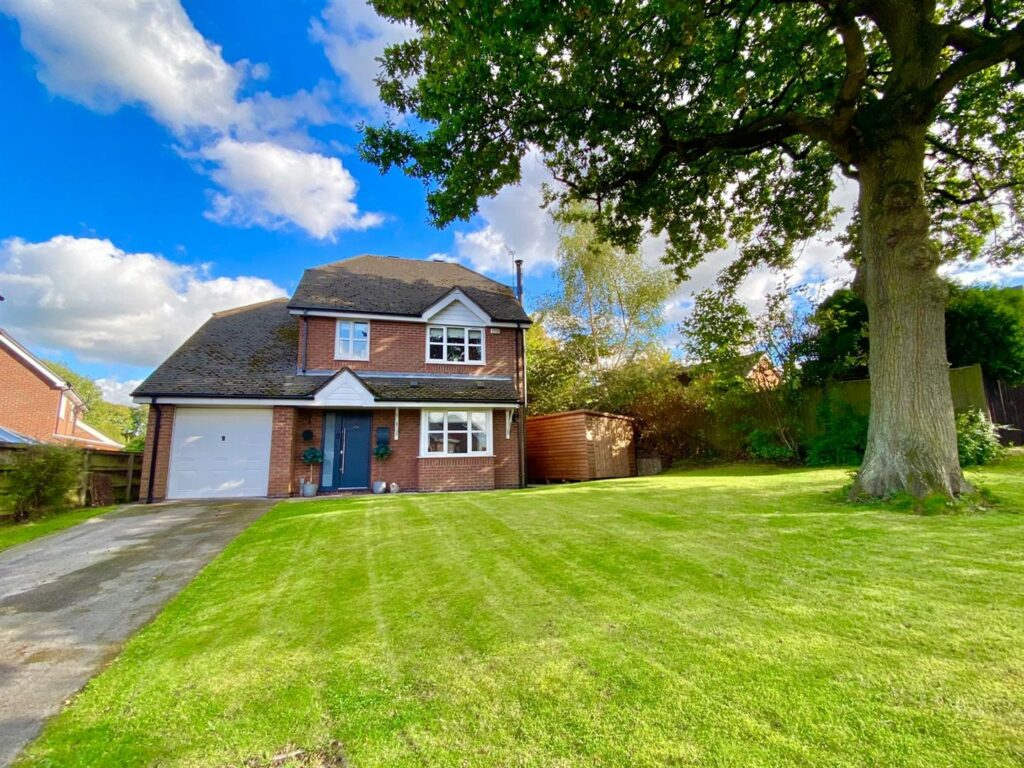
<box><xmin>370</xmin><ymin>409</ymin><xmax>420</xmax><ymax>491</ymax></box>
<box><xmin>303</xmin><ymin>317</ymin><xmax>519</xmax><ymax>377</ymax></box>
<box><xmin>139</xmin><ymin>404</ymin><xmax>175</xmax><ymax>502</ymax></box>
<box><xmin>494</xmin><ymin>416</ymin><xmax>521</xmax><ymax>489</ymax></box>
<box><xmin>291</xmin><ymin>408</ymin><xmax>324</xmax><ymax>492</ymax></box>
<box><xmin>418</xmin><ymin>456</ymin><xmax>496</xmax><ymax>492</ymax></box>
<box><xmin>268</xmin><ymin>407</ymin><xmax>298</xmax><ymax>497</ymax></box>
<box><xmin>0</xmin><ymin>344</ymin><xmax>63</xmax><ymax>441</ymax></box>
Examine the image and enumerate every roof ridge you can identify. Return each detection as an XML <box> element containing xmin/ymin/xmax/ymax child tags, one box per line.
<box><xmin>211</xmin><ymin>297</ymin><xmax>288</xmax><ymax>317</ymax></box>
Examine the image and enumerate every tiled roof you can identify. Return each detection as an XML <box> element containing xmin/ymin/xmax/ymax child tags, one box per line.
<box><xmin>360</xmin><ymin>374</ymin><xmax>519</xmax><ymax>403</ymax></box>
<box><xmin>288</xmin><ymin>255</ymin><xmax>531</xmax><ymax>323</ymax></box>
<box><xmin>132</xmin><ymin>300</ymin><xmax>331</xmax><ymax>398</ymax></box>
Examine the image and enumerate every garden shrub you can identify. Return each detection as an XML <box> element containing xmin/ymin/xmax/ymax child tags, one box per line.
<box><xmin>6</xmin><ymin>445</ymin><xmax>81</xmax><ymax>522</ymax></box>
<box><xmin>805</xmin><ymin>397</ymin><xmax>869</xmax><ymax>466</ymax></box>
<box><xmin>955</xmin><ymin>409</ymin><xmax>1003</xmax><ymax>467</ymax></box>
<box><xmin>746</xmin><ymin>429</ymin><xmax>797</xmax><ymax>462</ymax></box>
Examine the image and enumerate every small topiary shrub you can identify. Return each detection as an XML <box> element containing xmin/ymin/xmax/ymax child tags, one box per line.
<box><xmin>6</xmin><ymin>445</ymin><xmax>81</xmax><ymax>522</ymax></box>
<box><xmin>746</xmin><ymin>429</ymin><xmax>797</xmax><ymax>462</ymax></box>
<box><xmin>955</xmin><ymin>409</ymin><xmax>1003</xmax><ymax>467</ymax></box>
<box><xmin>805</xmin><ymin>398</ymin><xmax>869</xmax><ymax>466</ymax></box>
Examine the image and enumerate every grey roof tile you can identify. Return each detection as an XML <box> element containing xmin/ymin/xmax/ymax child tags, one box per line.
<box><xmin>288</xmin><ymin>255</ymin><xmax>531</xmax><ymax>323</ymax></box>
<box><xmin>132</xmin><ymin>300</ymin><xmax>330</xmax><ymax>398</ymax></box>
<box><xmin>361</xmin><ymin>375</ymin><xmax>519</xmax><ymax>403</ymax></box>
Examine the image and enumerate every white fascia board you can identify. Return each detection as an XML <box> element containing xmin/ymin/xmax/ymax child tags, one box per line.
<box><xmin>0</xmin><ymin>333</ymin><xmax>67</xmax><ymax>387</ymax></box>
<box><xmin>133</xmin><ymin>396</ymin><xmax>517</xmax><ymax>409</ymax></box>
<box><xmin>288</xmin><ymin>308</ymin><xmax>524</xmax><ymax>328</ymax></box>
<box><xmin>75</xmin><ymin>421</ymin><xmax>123</xmax><ymax>446</ymax></box>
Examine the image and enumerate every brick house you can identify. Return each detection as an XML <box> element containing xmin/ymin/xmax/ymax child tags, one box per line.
<box><xmin>0</xmin><ymin>329</ymin><xmax>123</xmax><ymax>450</ymax></box>
<box><xmin>132</xmin><ymin>256</ymin><xmax>531</xmax><ymax>500</ymax></box>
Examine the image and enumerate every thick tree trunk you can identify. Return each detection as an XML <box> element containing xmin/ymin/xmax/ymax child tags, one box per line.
<box><xmin>851</xmin><ymin>128</ymin><xmax>968</xmax><ymax>499</ymax></box>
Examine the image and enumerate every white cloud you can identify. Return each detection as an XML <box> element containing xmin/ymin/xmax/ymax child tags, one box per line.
<box><xmin>311</xmin><ymin>0</ymin><xmax>416</xmax><ymax>114</ymax></box>
<box><xmin>454</xmin><ymin>150</ymin><xmax>560</xmax><ymax>276</ymax></box>
<box><xmin>200</xmin><ymin>139</ymin><xmax>383</xmax><ymax>240</ymax></box>
<box><xmin>0</xmin><ymin>235</ymin><xmax>286</xmax><ymax>367</ymax></box>
<box><xmin>941</xmin><ymin>260</ymin><xmax>1024</xmax><ymax>285</ymax></box>
<box><xmin>0</xmin><ymin>0</ymin><xmax>379</xmax><ymax>240</ymax></box>
<box><xmin>96</xmin><ymin>377</ymin><xmax>144</xmax><ymax>406</ymax></box>
<box><xmin>0</xmin><ymin>0</ymin><xmax>246</xmax><ymax>134</ymax></box>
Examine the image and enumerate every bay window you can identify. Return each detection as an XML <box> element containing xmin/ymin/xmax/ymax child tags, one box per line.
<box><xmin>422</xmin><ymin>410</ymin><xmax>491</xmax><ymax>455</ymax></box>
<box><xmin>427</xmin><ymin>325</ymin><xmax>484</xmax><ymax>363</ymax></box>
<box><xmin>335</xmin><ymin>320</ymin><xmax>370</xmax><ymax>360</ymax></box>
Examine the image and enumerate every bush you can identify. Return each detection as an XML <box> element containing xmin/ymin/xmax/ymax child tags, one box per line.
<box><xmin>805</xmin><ymin>398</ymin><xmax>869</xmax><ymax>466</ymax></box>
<box><xmin>6</xmin><ymin>445</ymin><xmax>81</xmax><ymax>521</ymax></box>
<box><xmin>746</xmin><ymin>429</ymin><xmax>797</xmax><ymax>463</ymax></box>
<box><xmin>955</xmin><ymin>409</ymin><xmax>1003</xmax><ymax>467</ymax></box>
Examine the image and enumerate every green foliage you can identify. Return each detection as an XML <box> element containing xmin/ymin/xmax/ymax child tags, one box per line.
<box><xmin>373</xmin><ymin>445</ymin><xmax>393</xmax><ymax>462</ymax></box>
<box><xmin>540</xmin><ymin>201</ymin><xmax>675</xmax><ymax>369</ymax></box>
<box><xmin>6</xmin><ymin>445</ymin><xmax>81</xmax><ymax>522</ymax></box>
<box><xmin>955</xmin><ymin>409</ymin><xmax>1004</xmax><ymax>467</ymax></box>
<box><xmin>44</xmin><ymin>360</ymin><xmax>147</xmax><ymax>445</ymax></box>
<box><xmin>301</xmin><ymin>448</ymin><xmax>324</xmax><ymax>466</ymax></box>
<box><xmin>363</xmin><ymin>1</ymin><xmax>1024</xmax><ymax>286</ymax></box>
<box><xmin>798</xmin><ymin>289</ymin><xmax>870</xmax><ymax>385</ymax></box>
<box><xmin>800</xmin><ymin>284</ymin><xmax>1024</xmax><ymax>386</ymax></box>
<box><xmin>746</xmin><ymin>429</ymin><xmax>797</xmax><ymax>463</ymax></box>
<box><xmin>805</xmin><ymin>398</ymin><xmax>870</xmax><ymax>467</ymax></box>
<box><xmin>946</xmin><ymin>284</ymin><xmax>1024</xmax><ymax>386</ymax></box>
<box><xmin>525</xmin><ymin>322</ymin><xmax>591</xmax><ymax>415</ymax></box>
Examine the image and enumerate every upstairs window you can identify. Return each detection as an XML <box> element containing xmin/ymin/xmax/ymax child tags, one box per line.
<box><xmin>335</xmin><ymin>320</ymin><xmax>370</xmax><ymax>360</ymax></box>
<box><xmin>427</xmin><ymin>325</ymin><xmax>484</xmax><ymax>364</ymax></box>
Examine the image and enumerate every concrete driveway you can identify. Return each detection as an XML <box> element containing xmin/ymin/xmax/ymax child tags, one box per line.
<box><xmin>0</xmin><ymin>498</ymin><xmax>273</xmax><ymax>766</ymax></box>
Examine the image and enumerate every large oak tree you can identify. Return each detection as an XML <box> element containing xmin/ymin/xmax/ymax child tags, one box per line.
<box><xmin>362</xmin><ymin>0</ymin><xmax>1024</xmax><ymax>497</ymax></box>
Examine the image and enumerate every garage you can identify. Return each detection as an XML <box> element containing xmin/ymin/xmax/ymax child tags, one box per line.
<box><xmin>166</xmin><ymin>408</ymin><xmax>273</xmax><ymax>499</ymax></box>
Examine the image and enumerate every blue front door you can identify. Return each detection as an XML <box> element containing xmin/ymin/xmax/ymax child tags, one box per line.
<box><xmin>330</xmin><ymin>412</ymin><xmax>371</xmax><ymax>490</ymax></box>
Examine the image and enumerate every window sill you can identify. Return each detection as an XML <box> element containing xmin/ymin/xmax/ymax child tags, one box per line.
<box><xmin>425</xmin><ymin>360</ymin><xmax>485</xmax><ymax>366</ymax></box>
<box><xmin>418</xmin><ymin>453</ymin><xmax>494</xmax><ymax>459</ymax></box>
<box><xmin>334</xmin><ymin>355</ymin><xmax>370</xmax><ymax>362</ymax></box>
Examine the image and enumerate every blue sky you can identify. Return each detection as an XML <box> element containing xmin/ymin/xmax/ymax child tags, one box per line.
<box><xmin>1</xmin><ymin>1</ymin><xmax>1021</xmax><ymax>404</ymax></box>
<box><xmin>0</xmin><ymin>0</ymin><xmax>566</xmax><ymax>402</ymax></box>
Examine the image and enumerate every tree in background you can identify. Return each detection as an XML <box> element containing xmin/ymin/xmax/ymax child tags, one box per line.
<box><xmin>800</xmin><ymin>284</ymin><xmax>1024</xmax><ymax>387</ymax></box>
<box><xmin>44</xmin><ymin>361</ymin><xmax>146</xmax><ymax>448</ymax></box>
<box><xmin>540</xmin><ymin>202</ymin><xmax>675</xmax><ymax>371</ymax></box>
<box><xmin>364</xmin><ymin>0</ymin><xmax>1024</xmax><ymax>497</ymax></box>
<box><xmin>524</xmin><ymin>323</ymin><xmax>589</xmax><ymax>416</ymax></box>
<box><xmin>681</xmin><ymin>286</ymin><xmax>811</xmax><ymax>459</ymax></box>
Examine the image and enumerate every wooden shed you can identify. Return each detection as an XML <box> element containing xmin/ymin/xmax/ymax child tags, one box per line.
<box><xmin>526</xmin><ymin>410</ymin><xmax>636</xmax><ymax>482</ymax></box>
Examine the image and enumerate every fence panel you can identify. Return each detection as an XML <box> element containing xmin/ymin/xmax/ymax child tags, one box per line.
<box><xmin>0</xmin><ymin>444</ymin><xmax>142</xmax><ymax>508</ymax></box>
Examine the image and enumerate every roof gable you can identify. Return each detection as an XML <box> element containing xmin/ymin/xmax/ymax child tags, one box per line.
<box><xmin>0</xmin><ymin>329</ymin><xmax>68</xmax><ymax>389</ymax></box>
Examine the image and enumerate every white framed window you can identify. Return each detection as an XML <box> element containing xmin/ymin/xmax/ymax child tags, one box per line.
<box><xmin>427</xmin><ymin>325</ymin><xmax>484</xmax><ymax>364</ymax></box>
<box><xmin>335</xmin><ymin>320</ymin><xmax>370</xmax><ymax>360</ymax></box>
<box><xmin>421</xmin><ymin>410</ymin><xmax>491</xmax><ymax>456</ymax></box>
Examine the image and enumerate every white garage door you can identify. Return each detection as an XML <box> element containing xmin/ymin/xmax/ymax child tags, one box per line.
<box><xmin>167</xmin><ymin>408</ymin><xmax>273</xmax><ymax>499</ymax></box>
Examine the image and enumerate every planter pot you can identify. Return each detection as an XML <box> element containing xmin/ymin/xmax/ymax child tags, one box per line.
<box><xmin>300</xmin><ymin>480</ymin><xmax>318</xmax><ymax>497</ymax></box>
<box><xmin>372</xmin><ymin>480</ymin><xmax>387</xmax><ymax>494</ymax></box>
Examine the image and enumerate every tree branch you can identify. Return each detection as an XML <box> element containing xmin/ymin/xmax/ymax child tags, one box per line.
<box><xmin>832</xmin><ymin>2</ymin><xmax>867</xmax><ymax>137</ymax></box>
<box><xmin>933</xmin><ymin>180</ymin><xmax>1024</xmax><ymax>206</ymax></box>
<box><xmin>922</xmin><ymin>20</ymin><xmax>1024</xmax><ymax>113</ymax></box>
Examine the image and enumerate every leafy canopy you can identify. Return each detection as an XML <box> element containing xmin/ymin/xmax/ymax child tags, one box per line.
<box><xmin>364</xmin><ymin>0</ymin><xmax>1024</xmax><ymax>287</ymax></box>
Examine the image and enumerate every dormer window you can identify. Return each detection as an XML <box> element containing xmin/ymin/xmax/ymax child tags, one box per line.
<box><xmin>427</xmin><ymin>325</ymin><xmax>484</xmax><ymax>364</ymax></box>
<box><xmin>335</xmin><ymin>320</ymin><xmax>370</xmax><ymax>360</ymax></box>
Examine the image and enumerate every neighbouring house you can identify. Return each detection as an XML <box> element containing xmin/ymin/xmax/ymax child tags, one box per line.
<box><xmin>132</xmin><ymin>255</ymin><xmax>531</xmax><ymax>500</ymax></box>
<box><xmin>678</xmin><ymin>352</ymin><xmax>782</xmax><ymax>389</ymax></box>
<box><xmin>0</xmin><ymin>329</ymin><xmax>123</xmax><ymax>451</ymax></box>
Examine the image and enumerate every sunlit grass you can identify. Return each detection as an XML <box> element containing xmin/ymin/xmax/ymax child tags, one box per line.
<box><xmin>17</xmin><ymin>458</ymin><xmax>1024</xmax><ymax>767</ymax></box>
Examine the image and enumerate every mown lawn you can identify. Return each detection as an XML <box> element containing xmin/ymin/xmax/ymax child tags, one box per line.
<box><xmin>17</xmin><ymin>459</ymin><xmax>1024</xmax><ymax>767</ymax></box>
<box><xmin>0</xmin><ymin>506</ymin><xmax>115</xmax><ymax>554</ymax></box>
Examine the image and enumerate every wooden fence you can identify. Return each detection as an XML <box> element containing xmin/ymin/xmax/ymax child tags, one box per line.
<box><xmin>0</xmin><ymin>443</ymin><xmax>142</xmax><ymax>508</ymax></box>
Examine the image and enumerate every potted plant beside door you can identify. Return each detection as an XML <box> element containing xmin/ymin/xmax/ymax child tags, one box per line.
<box><xmin>372</xmin><ymin>444</ymin><xmax>392</xmax><ymax>493</ymax></box>
<box><xmin>301</xmin><ymin>447</ymin><xmax>323</xmax><ymax>497</ymax></box>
